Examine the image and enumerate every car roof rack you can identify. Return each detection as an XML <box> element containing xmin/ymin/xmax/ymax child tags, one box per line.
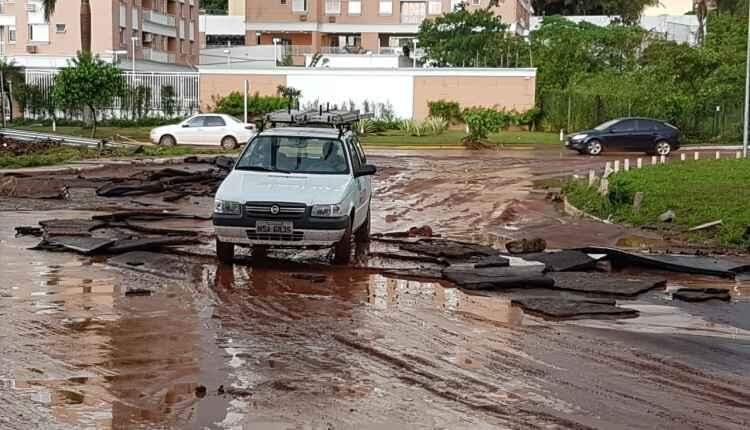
<box><xmin>261</xmin><ymin>104</ymin><xmax>371</xmax><ymax>136</ymax></box>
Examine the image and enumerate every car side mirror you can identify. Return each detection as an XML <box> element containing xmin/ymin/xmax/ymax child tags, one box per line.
<box><xmin>355</xmin><ymin>164</ymin><xmax>377</xmax><ymax>178</ymax></box>
<box><xmin>609</xmin><ymin>128</ymin><xmax>616</xmax><ymax>133</ymax></box>
<box><xmin>182</xmin><ymin>123</ymin><xmax>190</xmax><ymax>128</ymax></box>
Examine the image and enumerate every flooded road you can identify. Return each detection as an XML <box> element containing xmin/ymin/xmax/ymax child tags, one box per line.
<box><xmin>2</xmin><ymin>148</ymin><xmax>750</xmax><ymax>429</ymax></box>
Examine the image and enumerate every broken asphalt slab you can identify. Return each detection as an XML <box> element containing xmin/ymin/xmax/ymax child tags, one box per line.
<box><xmin>442</xmin><ymin>265</ymin><xmax>553</xmax><ymax>291</ymax></box>
<box><xmin>673</xmin><ymin>288</ymin><xmax>731</xmax><ymax>303</ymax></box>
<box><xmin>577</xmin><ymin>247</ymin><xmax>750</xmax><ymax>278</ymax></box>
<box><xmin>512</xmin><ymin>297</ymin><xmax>639</xmax><ymax>320</ymax></box>
<box><xmin>45</xmin><ymin>236</ymin><xmax>116</xmax><ymax>255</ymax></box>
<box><xmin>520</xmin><ymin>250</ymin><xmax>597</xmax><ymax>272</ymax></box>
<box><xmin>399</xmin><ymin>239</ymin><xmax>500</xmax><ymax>259</ymax></box>
<box><xmin>106</xmin><ymin>237</ymin><xmax>200</xmax><ymax>254</ymax></box>
<box><xmin>547</xmin><ymin>272</ymin><xmax>667</xmax><ymax>297</ymax></box>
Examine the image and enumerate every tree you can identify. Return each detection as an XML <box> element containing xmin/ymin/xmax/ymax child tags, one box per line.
<box><xmin>200</xmin><ymin>0</ymin><xmax>228</xmax><ymax>14</ymax></box>
<box><xmin>531</xmin><ymin>0</ymin><xmax>659</xmax><ymax>24</ymax></box>
<box><xmin>418</xmin><ymin>4</ymin><xmax>509</xmax><ymax>67</ymax></box>
<box><xmin>42</xmin><ymin>0</ymin><xmax>92</xmax><ymax>53</ymax></box>
<box><xmin>53</xmin><ymin>52</ymin><xmax>124</xmax><ymax>137</ymax></box>
<box><xmin>0</xmin><ymin>59</ymin><xmax>23</xmax><ymax>122</ymax></box>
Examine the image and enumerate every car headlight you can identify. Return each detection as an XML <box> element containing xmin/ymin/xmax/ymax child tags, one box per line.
<box><xmin>572</xmin><ymin>134</ymin><xmax>588</xmax><ymax>140</ymax></box>
<box><xmin>311</xmin><ymin>204</ymin><xmax>345</xmax><ymax>218</ymax></box>
<box><xmin>214</xmin><ymin>200</ymin><xmax>242</xmax><ymax>215</ymax></box>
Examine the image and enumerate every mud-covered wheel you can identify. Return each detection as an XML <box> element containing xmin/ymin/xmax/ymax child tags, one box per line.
<box><xmin>159</xmin><ymin>135</ymin><xmax>176</xmax><ymax>146</ymax></box>
<box><xmin>216</xmin><ymin>238</ymin><xmax>235</xmax><ymax>264</ymax></box>
<box><xmin>354</xmin><ymin>208</ymin><xmax>371</xmax><ymax>243</ymax></box>
<box><xmin>221</xmin><ymin>136</ymin><xmax>238</xmax><ymax>150</ymax></box>
<box><xmin>332</xmin><ymin>217</ymin><xmax>353</xmax><ymax>265</ymax></box>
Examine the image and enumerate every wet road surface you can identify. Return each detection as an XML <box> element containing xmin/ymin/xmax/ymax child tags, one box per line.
<box><xmin>2</xmin><ymin>147</ymin><xmax>750</xmax><ymax>429</ymax></box>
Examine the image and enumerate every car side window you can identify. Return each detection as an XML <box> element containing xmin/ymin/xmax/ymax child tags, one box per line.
<box><xmin>638</xmin><ymin>120</ymin><xmax>658</xmax><ymax>131</ymax></box>
<box><xmin>352</xmin><ymin>135</ymin><xmax>367</xmax><ymax>164</ymax></box>
<box><xmin>347</xmin><ymin>138</ymin><xmax>364</xmax><ymax>172</ymax></box>
<box><xmin>186</xmin><ymin>116</ymin><xmax>205</xmax><ymax>127</ymax></box>
<box><xmin>204</xmin><ymin>116</ymin><xmax>226</xmax><ymax>127</ymax></box>
<box><xmin>613</xmin><ymin>120</ymin><xmax>637</xmax><ymax>132</ymax></box>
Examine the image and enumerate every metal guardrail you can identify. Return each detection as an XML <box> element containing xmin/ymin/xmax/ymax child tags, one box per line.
<box><xmin>0</xmin><ymin>128</ymin><xmax>134</xmax><ymax>148</ymax></box>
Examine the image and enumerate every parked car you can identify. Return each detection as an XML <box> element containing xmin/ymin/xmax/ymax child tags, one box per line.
<box><xmin>149</xmin><ymin>114</ymin><xmax>256</xmax><ymax>149</ymax></box>
<box><xmin>565</xmin><ymin>117</ymin><xmax>681</xmax><ymax>156</ymax></box>
<box><xmin>213</xmin><ymin>109</ymin><xmax>376</xmax><ymax>265</ymax></box>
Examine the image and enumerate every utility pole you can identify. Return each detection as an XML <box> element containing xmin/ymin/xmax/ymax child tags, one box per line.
<box><xmin>744</xmin><ymin>0</ymin><xmax>750</xmax><ymax>158</ymax></box>
<box><xmin>243</xmin><ymin>80</ymin><xmax>249</xmax><ymax>124</ymax></box>
<box><xmin>0</xmin><ymin>68</ymin><xmax>6</xmax><ymax>128</ymax></box>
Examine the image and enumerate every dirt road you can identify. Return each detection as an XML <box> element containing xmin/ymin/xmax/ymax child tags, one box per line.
<box><xmin>2</xmin><ymin>147</ymin><xmax>750</xmax><ymax>429</ymax></box>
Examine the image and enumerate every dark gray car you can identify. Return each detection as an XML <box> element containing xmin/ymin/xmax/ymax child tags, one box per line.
<box><xmin>566</xmin><ymin>118</ymin><xmax>681</xmax><ymax>156</ymax></box>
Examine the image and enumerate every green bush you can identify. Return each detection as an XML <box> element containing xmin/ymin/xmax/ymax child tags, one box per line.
<box><xmin>213</xmin><ymin>91</ymin><xmax>289</xmax><ymax>118</ymax></box>
<box><xmin>428</xmin><ymin>100</ymin><xmax>463</xmax><ymax>124</ymax></box>
<box><xmin>462</xmin><ymin>107</ymin><xmax>507</xmax><ymax>141</ymax></box>
<box><xmin>398</xmin><ymin>117</ymin><xmax>449</xmax><ymax>137</ymax></box>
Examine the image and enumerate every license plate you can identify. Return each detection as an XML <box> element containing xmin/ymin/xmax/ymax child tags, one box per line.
<box><xmin>255</xmin><ymin>221</ymin><xmax>293</xmax><ymax>234</ymax></box>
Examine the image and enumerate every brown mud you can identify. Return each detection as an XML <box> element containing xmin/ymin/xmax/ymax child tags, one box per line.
<box><xmin>2</xmin><ymin>147</ymin><xmax>750</xmax><ymax>429</ymax></box>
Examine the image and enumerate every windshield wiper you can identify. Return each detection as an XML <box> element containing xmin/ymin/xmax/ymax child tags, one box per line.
<box><xmin>236</xmin><ymin>165</ymin><xmax>292</xmax><ymax>174</ymax></box>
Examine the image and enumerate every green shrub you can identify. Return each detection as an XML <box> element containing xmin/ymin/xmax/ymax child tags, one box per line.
<box><xmin>397</xmin><ymin>117</ymin><xmax>448</xmax><ymax>136</ymax></box>
<box><xmin>212</xmin><ymin>91</ymin><xmax>289</xmax><ymax>118</ymax></box>
<box><xmin>462</xmin><ymin>107</ymin><xmax>505</xmax><ymax>142</ymax></box>
<box><xmin>428</xmin><ymin>100</ymin><xmax>463</xmax><ymax>124</ymax></box>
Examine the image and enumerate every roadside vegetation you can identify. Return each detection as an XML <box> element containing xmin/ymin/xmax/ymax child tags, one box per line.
<box><xmin>360</xmin><ymin>130</ymin><xmax>559</xmax><ymax>146</ymax></box>
<box><xmin>0</xmin><ymin>143</ymin><xmax>232</xmax><ymax>169</ymax></box>
<box><xmin>564</xmin><ymin>159</ymin><xmax>750</xmax><ymax>247</ymax></box>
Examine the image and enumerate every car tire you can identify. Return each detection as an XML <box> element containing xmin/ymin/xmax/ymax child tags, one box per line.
<box><xmin>655</xmin><ymin>140</ymin><xmax>672</xmax><ymax>157</ymax></box>
<box><xmin>332</xmin><ymin>216</ymin><xmax>353</xmax><ymax>265</ymax></box>
<box><xmin>216</xmin><ymin>238</ymin><xmax>235</xmax><ymax>265</ymax></box>
<box><xmin>355</xmin><ymin>208</ymin><xmax>371</xmax><ymax>243</ymax></box>
<box><xmin>159</xmin><ymin>135</ymin><xmax>176</xmax><ymax>146</ymax></box>
<box><xmin>221</xmin><ymin>136</ymin><xmax>238</xmax><ymax>150</ymax></box>
<box><xmin>586</xmin><ymin>139</ymin><xmax>603</xmax><ymax>156</ymax></box>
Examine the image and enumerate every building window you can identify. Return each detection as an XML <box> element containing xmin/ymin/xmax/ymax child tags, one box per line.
<box><xmin>348</xmin><ymin>0</ymin><xmax>361</xmax><ymax>15</ymax></box>
<box><xmin>292</xmin><ymin>0</ymin><xmax>306</xmax><ymax>12</ymax></box>
<box><xmin>56</xmin><ymin>24</ymin><xmax>66</xmax><ymax>33</ymax></box>
<box><xmin>472</xmin><ymin>0</ymin><xmax>480</xmax><ymax>5</ymax></box>
<box><xmin>28</xmin><ymin>24</ymin><xmax>50</xmax><ymax>42</ymax></box>
<box><xmin>119</xmin><ymin>27</ymin><xmax>125</xmax><ymax>45</ymax></box>
<box><xmin>280</xmin><ymin>0</ymin><xmax>287</xmax><ymax>4</ymax></box>
<box><xmin>8</xmin><ymin>26</ymin><xmax>16</xmax><ymax>43</ymax></box>
<box><xmin>428</xmin><ymin>0</ymin><xmax>441</xmax><ymax>14</ymax></box>
<box><xmin>379</xmin><ymin>0</ymin><xmax>392</xmax><ymax>15</ymax></box>
<box><xmin>325</xmin><ymin>0</ymin><xmax>340</xmax><ymax>14</ymax></box>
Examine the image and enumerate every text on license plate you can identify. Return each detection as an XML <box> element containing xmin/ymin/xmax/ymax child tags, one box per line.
<box><xmin>255</xmin><ymin>221</ymin><xmax>293</xmax><ymax>234</ymax></box>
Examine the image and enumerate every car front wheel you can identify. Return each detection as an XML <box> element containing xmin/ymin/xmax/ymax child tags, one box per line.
<box><xmin>332</xmin><ymin>218</ymin><xmax>353</xmax><ymax>265</ymax></box>
<box><xmin>216</xmin><ymin>238</ymin><xmax>235</xmax><ymax>265</ymax></box>
<box><xmin>586</xmin><ymin>139</ymin><xmax>603</xmax><ymax>156</ymax></box>
<box><xmin>159</xmin><ymin>135</ymin><xmax>176</xmax><ymax>146</ymax></box>
<box><xmin>655</xmin><ymin>141</ymin><xmax>672</xmax><ymax>156</ymax></box>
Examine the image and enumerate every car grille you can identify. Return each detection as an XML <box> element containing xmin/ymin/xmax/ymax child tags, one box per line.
<box><xmin>245</xmin><ymin>202</ymin><xmax>306</xmax><ymax>217</ymax></box>
<box><xmin>246</xmin><ymin>230</ymin><xmax>304</xmax><ymax>242</ymax></box>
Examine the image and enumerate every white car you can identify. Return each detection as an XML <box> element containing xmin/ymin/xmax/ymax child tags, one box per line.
<box><xmin>213</xmin><ymin>110</ymin><xmax>376</xmax><ymax>265</ymax></box>
<box><xmin>150</xmin><ymin>114</ymin><xmax>256</xmax><ymax>149</ymax></box>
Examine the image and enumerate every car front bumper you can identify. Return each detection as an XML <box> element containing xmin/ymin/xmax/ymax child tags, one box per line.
<box><xmin>565</xmin><ymin>139</ymin><xmax>587</xmax><ymax>150</ymax></box>
<box><xmin>213</xmin><ymin>213</ymin><xmax>349</xmax><ymax>248</ymax></box>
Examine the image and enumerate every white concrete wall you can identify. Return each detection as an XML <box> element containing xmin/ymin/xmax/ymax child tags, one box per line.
<box><xmin>304</xmin><ymin>54</ymin><xmax>400</xmax><ymax>69</ymax></box>
<box><xmin>286</xmin><ymin>71</ymin><xmax>415</xmax><ymax>118</ymax></box>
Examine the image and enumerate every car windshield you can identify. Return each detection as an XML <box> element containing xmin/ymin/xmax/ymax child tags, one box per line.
<box><xmin>236</xmin><ymin>135</ymin><xmax>349</xmax><ymax>175</ymax></box>
<box><xmin>594</xmin><ymin>119</ymin><xmax>620</xmax><ymax>131</ymax></box>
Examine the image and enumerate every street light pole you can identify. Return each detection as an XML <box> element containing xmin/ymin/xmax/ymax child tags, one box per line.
<box><xmin>743</xmin><ymin>0</ymin><xmax>750</xmax><ymax>157</ymax></box>
<box><xmin>131</xmin><ymin>37</ymin><xmax>139</xmax><ymax>72</ymax></box>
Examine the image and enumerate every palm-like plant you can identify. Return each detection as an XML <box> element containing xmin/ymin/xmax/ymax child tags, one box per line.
<box><xmin>0</xmin><ymin>59</ymin><xmax>23</xmax><ymax>121</ymax></box>
<box><xmin>41</xmin><ymin>0</ymin><xmax>92</xmax><ymax>53</ymax></box>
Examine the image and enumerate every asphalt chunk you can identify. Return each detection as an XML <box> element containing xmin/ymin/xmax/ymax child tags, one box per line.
<box><xmin>46</xmin><ymin>236</ymin><xmax>115</xmax><ymax>255</ymax></box>
<box><xmin>400</xmin><ymin>239</ymin><xmax>499</xmax><ymax>259</ymax></box>
<box><xmin>442</xmin><ymin>265</ymin><xmax>552</xmax><ymax>291</ymax></box>
<box><xmin>107</xmin><ymin>237</ymin><xmax>199</xmax><ymax>254</ymax></box>
<box><xmin>673</xmin><ymin>288</ymin><xmax>731</xmax><ymax>302</ymax></box>
<box><xmin>521</xmin><ymin>250</ymin><xmax>597</xmax><ymax>272</ymax></box>
<box><xmin>512</xmin><ymin>297</ymin><xmax>639</xmax><ymax>320</ymax></box>
<box><xmin>547</xmin><ymin>272</ymin><xmax>667</xmax><ymax>297</ymax></box>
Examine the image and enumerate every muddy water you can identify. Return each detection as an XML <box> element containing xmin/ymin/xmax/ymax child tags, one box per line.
<box><xmin>3</xmin><ymin>150</ymin><xmax>750</xmax><ymax>429</ymax></box>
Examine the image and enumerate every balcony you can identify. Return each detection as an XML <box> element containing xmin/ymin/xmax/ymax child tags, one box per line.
<box><xmin>400</xmin><ymin>13</ymin><xmax>425</xmax><ymax>24</ymax></box>
<box><xmin>144</xmin><ymin>10</ymin><xmax>176</xmax><ymax>27</ymax></box>
<box><xmin>143</xmin><ymin>47</ymin><xmax>176</xmax><ymax>63</ymax></box>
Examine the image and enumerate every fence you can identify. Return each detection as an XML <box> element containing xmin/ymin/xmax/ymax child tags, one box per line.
<box><xmin>23</xmin><ymin>70</ymin><xmax>200</xmax><ymax>121</ymax></box>
<box><xmin>539</xmin><ymin>90</ymin><xmax>744</xmax><ymax>143</ymax></box>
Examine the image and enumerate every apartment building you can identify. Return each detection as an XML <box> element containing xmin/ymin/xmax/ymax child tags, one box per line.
<box><xmin>220</xmin><ymin>0</ymin><xmax>531</xmax><ymax>54</ymax></box>
<box><xmin>0</xmin><ymin>0</ymin><xmax>199</xmax><ymax>69</ymax></box>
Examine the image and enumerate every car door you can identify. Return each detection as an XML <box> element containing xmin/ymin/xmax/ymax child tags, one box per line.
<box><xmin>198</xmin><ymin>115</ymin><xmax>228</xmax><ymax>145</ymax></box>
<box><xmin>178</xmin><ymin>116</ymin><xmax>206</xmax><ymax>144</ymax></box>
<box><xmin>346</xmin><ymin>137</ymin><xmax>369</xmax><ymax>229</ymax></box>
<box><xmin>351</xmin><ymin>136</ymin><xmax>372</xmax><ymax>224</ymax></box>
<box><xmin>606</xmin><ymin>119</ymin><xmax>638</xmax><ymax>150</ymax></box>
<box><xmin>629</xmin><ymin>119</ymin><xmax>659</xmax><ymax>151</ymax></box>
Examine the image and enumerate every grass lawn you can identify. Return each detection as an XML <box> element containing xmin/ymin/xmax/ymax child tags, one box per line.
<box><xmin>362</xmin><ymin>130</ymin><xmax>560</xmax><ymax>146</ymax></box>
<box><xmin>564</xmin><ymin>159</ymin><xmax>750</xmax><ymax>247</ymax></box>
<box><xmin>0</xmin><ymin>145</ymin><xmax>233</xmax><ymax>169</ymax></box>
<box><xmin>13</xmin><ymin>125</ymin><xmax>154</xmax><ymax>142</ymax></box>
